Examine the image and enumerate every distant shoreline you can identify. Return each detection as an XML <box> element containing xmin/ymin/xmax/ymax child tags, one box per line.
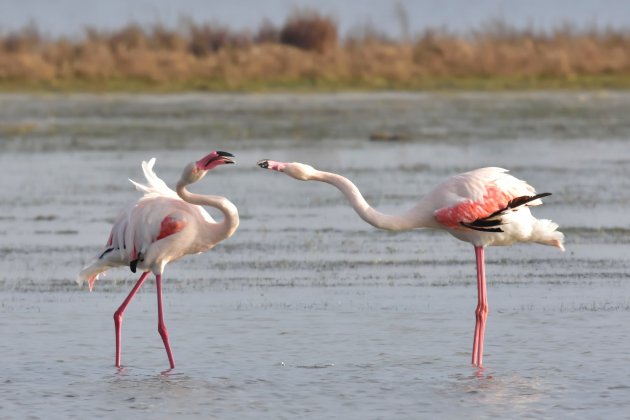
<box><xmin>1</xmin><ymin>76</ymin><xmax>630</xmax><ymax>93</ymax></box>
<box><xmin>1</xmin><ymin>11</ymin><xmax>629</xmax><ymax>93</ymax></box>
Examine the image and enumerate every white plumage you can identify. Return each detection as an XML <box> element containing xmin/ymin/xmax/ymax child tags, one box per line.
<box><xmin>258</xmin><ymin>160</ymin><xmax>564</xmax><ymax>367</ymax></box>
<box><xmin>78</xmin><ymin>157</ymin><xmax>230</xmax><ymax>289</ymax></box>
<box><xmin>78</xmin><ymin>151</ymin><xmax>238</xmax><ymax>369</ymax></box>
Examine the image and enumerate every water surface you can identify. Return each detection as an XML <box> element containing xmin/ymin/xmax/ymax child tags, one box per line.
<box><xmin>1</xmin><ymin>92</ymin><xmax>630</xmax><ymax>418</ymax></box>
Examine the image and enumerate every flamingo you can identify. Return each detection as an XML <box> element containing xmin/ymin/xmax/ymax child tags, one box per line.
<box><xmin>257</xmin><ymin>159</ymin><xmax>564</xmax><ymax>367</ymax></box>
<box><xmin>78</xmin><ymin>151</ymin><xmax>239</xmax><ymax>369</ymax></box>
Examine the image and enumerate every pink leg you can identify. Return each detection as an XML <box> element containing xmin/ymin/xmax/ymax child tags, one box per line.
<box><xmin>471</xmin><ymin>246</ymin><xmax>489</xmax><ymax>367</ymax></box>
<box><xmin>155</xmin><ymin>274</ymin><xmax>175</xmax><ymax>369</ymax></box>
<box><xmin>114</xmin><ymin>271</ymin><xmax>150</xmax><ymax>368</ymax></box>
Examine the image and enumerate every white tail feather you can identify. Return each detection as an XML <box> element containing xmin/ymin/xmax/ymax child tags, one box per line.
<box><xmin>77</xmin><ymin>260</ymin><xmax>111</xmax><ymax>290</ymax></box>
<box><xmin>532</xmin><ymin>219</ymin><xmax>565</xmax><ymax>251</ymax></box>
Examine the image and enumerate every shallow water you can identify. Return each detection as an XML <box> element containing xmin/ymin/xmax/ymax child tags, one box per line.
<box><xmin>1</xmin><ymin>92</ymin><xmax>630</xmax><ymax>418</ymax></box>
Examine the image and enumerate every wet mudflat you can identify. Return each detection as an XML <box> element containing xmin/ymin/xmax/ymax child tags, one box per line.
<box><xmin>1</xmin><ymin>92</ymin><xmax>630</xmax><ymax>418</ymax></box>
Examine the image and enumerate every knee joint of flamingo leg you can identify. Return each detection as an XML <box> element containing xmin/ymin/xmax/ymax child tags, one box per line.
<box><xmin>158</xmin><ymin>323</ymin><xmax>169</xmax><ymax>338</ymax></box>
<box><xmin>475</xmin><ymin>304</ymin><xmax>489</xmax><ymax>319</ymax></box>
<box><xmin>113</xmin><ymin>311</ymin><xmax>123</xmax><ymax>324</ymax></box>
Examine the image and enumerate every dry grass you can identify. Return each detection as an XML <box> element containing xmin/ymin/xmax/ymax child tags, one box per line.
<box><xmin>1</xmin><ymin>11</ymin><xmax>630</xmax><ymax>91</ymax></box>
<box><xmin>280</xmin><ymin>10</ymin><xmax>338</xmax><ymax>53</ymax></box>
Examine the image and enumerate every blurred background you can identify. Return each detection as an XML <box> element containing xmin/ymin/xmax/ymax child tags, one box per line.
<box><xmin>2</xmin><ymin>0</ymin><xmax>630</xmax><ymax>37</ymax></box>
<box><xmin>1</xmin><ymin>0</ymin><xmax>630</xmax><ymax>90</ymax></box>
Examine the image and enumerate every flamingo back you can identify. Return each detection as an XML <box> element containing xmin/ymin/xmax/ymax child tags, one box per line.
<box><xmin>431</xmin><ymin>167</ymin><xmax>540</xmax><ymax>229</ymax></box>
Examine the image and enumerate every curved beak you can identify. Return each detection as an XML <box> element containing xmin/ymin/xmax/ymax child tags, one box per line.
<box><xmin>197</xmin><ymin>151</ymin><xmax>235</xmax><ymax>169</ymax></box>
<box><xmin>216</xmin><ymin>151</ymin><xmax>235</xmax><ymax>164</ymax></box>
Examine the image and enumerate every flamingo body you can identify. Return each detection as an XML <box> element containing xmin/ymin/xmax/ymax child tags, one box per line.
<box><xmin>79</xmin><ymin>151</ymin><xmax>239</xmax><ymax>369</ymax></box>
<box><xmin>257</xmin><ymin>160</ymin><xmax>564</xmax><ymax>367</ymax></box>
<box><xmin>427</xmin><ymin>167</ymin><xmax>564</xmax><ymax>249</ymax></box>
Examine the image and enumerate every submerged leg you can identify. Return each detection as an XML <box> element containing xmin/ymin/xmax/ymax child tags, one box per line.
<box><xmin>114</xmin><ymin>271</ymin><xmax>150</xmax><ymax>368</ymax></box>
<box><xmin>155</xmin><ymin>274</ymin><xmax>175</xmax><ymax>369</ymax></box>
<box><xmin>471</xmin><ymin>246</ymin><xmax>489</xmax><ymax>367</ymax></box>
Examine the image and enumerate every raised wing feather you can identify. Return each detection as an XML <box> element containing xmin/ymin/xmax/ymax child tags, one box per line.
<box><xmin>129</xmin><ymin>158</ymin><xmax>180</xmax><ymax>200</ymax></box>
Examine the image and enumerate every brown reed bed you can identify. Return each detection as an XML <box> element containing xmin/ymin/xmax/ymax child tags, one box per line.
<box><xmin>1</xmin><ymin>11</ymin><xmax>630</xmax><ymax>92</ymax></box>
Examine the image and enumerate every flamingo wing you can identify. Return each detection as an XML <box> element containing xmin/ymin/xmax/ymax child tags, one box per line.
<box><xmin>102</xmin><ymin>157</ymin><xmax>215</xmax><ymax>266</ymax></box>
<box><xmin>123</xmin><ymin>197</ymin><xmax>193</xmax><ymax>261</ymax></box>
<box><xmin>129</xmin><ymin>158</ymin><xmax>180</xmax><ymax>200</ymax></box>
<box><xmin>432</xmin><ymin>167</ymin><xmax>547</xmax><ymax>232</ymax></box>
<box><xmin>116</xmin><ymin>158</ymin><xmax>204</xmax><ymax>263</ymax></box>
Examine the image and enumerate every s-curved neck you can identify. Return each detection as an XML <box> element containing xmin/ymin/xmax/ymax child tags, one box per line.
<box><xmin>176</xmin><ymin>181</ymin><xmax>239</xmax><ymax>239</ymax></box>
<box><xmin>310</xmin><ymin>170</ymin><xmax>432</xmax><ymax>231</ymax></box>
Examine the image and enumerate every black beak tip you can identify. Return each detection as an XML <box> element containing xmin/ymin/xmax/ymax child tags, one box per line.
<box><xmin>257</xmin><ymin>159</ymin><xmax>269</xmax><ymax>169</ymax></box>
<box><xmin>216</xmin><ymin>151</ymin><xmax>235</xmax><ymax>157</ymax></box>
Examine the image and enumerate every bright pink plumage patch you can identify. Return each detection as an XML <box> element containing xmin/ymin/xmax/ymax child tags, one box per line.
<box><xmin>156</xmin><ymin>216</ymin><xmax>187</xmax><ymax>240</ymax></box>
<box><xmin>435</xmin><ymin>184</ymin><xmax>514</xmax><ymax>229</ymax></box>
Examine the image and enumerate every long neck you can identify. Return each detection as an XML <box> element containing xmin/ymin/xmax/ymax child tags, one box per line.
<box><xmin>176</xmin><ymin>180</ymin><xmax>239</xmax><ymax>240</ymax></box>
<box><xmin>310</xmin><ymin>170</ymin><xmax>434</xmax><ymax>231</ymax></box>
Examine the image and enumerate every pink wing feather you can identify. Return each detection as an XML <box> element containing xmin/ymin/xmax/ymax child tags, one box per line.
<box><xmin>432</xmin><ymin>167</ymin><xmax>538</xmax><ymax>229</ymax></box>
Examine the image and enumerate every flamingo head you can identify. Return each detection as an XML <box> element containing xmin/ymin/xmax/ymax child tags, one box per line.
<box><xmin>196</xmin><ymin>151</ymin><xmax>235</xmax><ymax>171</ymax></box>
<box><xmin>182</xmin><ymin>151</ymin><xmax>235</xmax><ymax>184</ymax></box>
<box><xmin>257</xmin><ymin>159</ymin><xmax>316</xmax><ymax>181</ymax></box>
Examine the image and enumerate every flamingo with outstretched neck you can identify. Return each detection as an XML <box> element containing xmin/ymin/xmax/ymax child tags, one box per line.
<box><xmin>257</xmin><ymin>159</ymin><xmax>564</xmax><ymax>367</ymax></box>
<box><xmin>79</xmin><ymin>151</ymin><xmax>239</xmax><ymax>369</ymax></box>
